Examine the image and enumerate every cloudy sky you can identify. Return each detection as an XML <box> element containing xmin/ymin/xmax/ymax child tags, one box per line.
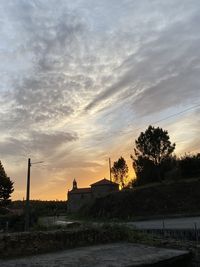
<box><xmin>0</xmin><ymin>0</ymin><xmax>199</xmax><ymax>200</ymax></box>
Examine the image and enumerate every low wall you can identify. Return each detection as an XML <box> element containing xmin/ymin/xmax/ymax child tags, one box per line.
<box><xmin>0</xmin><ymin>226</ymin><xmax>127</xmax><ymax>258</ymax></box>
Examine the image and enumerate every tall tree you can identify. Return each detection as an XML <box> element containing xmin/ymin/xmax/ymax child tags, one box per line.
<box><xmin>111</xmin><ymin>157</ymin><xmax>129</xmax><ymax>188</ymax></box>
<box><xmin>0</xmin><ymin>161</ymin><xmax>14</xmax><ymax>206</ymax></box>
<box><xmin>131</xmin><ymin>125</ymin><xmax>175</xmax><ymax>184</ymax></box>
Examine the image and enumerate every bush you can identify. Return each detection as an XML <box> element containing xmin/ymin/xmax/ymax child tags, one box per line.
<box><xmin>0</xmin><ymin>211</ymin><xmax>39</xmax><ymax>232</ymax></box>
<box><xmin>178</xmin><ymin>153</ymin><xmax>200</xmax><ymax>178</ymax></box>
<box><xmin>10</xmin><ymin>200</ymin><xmax>67</xmax><ymax>217</ymax></box>
<box><xmin>0</xmin><ymin>207</ymin><xmax>10</xmax><ymax>215</ymax></box>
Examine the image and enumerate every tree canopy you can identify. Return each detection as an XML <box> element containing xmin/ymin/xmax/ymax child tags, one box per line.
<box><xmin>134</xmin><ymin>125</ymin><xmax>175</xmax><ymax>165</ymax></box>
<box><xmin>111</xmin><ymin>157</ymin><xmax>129</xmax><ymax>188</ymax></box>
<box><xmin>131</xmin><ymin>125</ymin><xmax>175</xmax><ymax>185</ymax></box>
<box><xmin>0</xmin><ymin>161</ymin><xmax>14</xmax><ymax>206</ymax></box>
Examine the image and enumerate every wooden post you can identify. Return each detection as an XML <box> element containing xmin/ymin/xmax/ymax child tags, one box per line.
<box><xmin>194</xmin><ymin>222</ymin><xmax>198</xmax><ymax>243</ymax></box>
<box><xmin>25</xmin><ymin>158</ymin><xmax>31</xmax><ymax>231</ymax></box>
<box><xmin>162</xmin><ymin>219</ymin><xmax>165</xmax><ymax>237</ymax></box>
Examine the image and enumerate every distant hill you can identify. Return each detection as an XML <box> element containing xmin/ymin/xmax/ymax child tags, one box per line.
<box><xmin>10</xmin><ymin>200</ymin><xmax>67</xmax><ymax>216</ymax></box>
<box><xmin>83</xmin><ymin>178</ymin><xmax>200</xmax><ymax>219</ymax></box>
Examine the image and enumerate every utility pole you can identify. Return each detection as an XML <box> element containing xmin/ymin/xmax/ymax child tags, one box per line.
<box><xmin>109</xmin><ymin>158</ymin><xmax>112</xmax><ymax>181</ymax></box>
<box><xmin>25</xmin><ymin>158</ymin><xmax>31</xmax><ymax>232</ymax></box>
<box><xmin>24</xmin><ymin>158</ymin><xmax>44</xmax><ymax>232</ymax></box>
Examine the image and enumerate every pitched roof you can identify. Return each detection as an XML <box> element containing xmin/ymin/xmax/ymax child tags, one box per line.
<box><xmin>90</xmin><ymin>178</ymin><xmax>119</xmax><ymax>187</ymax></box>
<box><xmin>69</xmin><ymin>188</ymin><xmax>91</xmax><ymax>194</ymax></box>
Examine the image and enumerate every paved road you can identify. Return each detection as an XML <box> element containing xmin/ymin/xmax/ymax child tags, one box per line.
<box><xmin>0</xmin><ymin>243</ymin><xmax>189</xmax><ymax>267</ymax></box>
<box><xmin>41</xmin><ymin>215</ymin><xmax>200</xmax><ymax>230</ymax></box>
<box><xmin>128</xmin><ymin>216</ymin><xmax>200</xmax><ymax>229</ymax></box>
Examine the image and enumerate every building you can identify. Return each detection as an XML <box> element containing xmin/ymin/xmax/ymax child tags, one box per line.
<box><xmin>67</xmin><ymin>178</ymin><xmax>119</xmax><ymax>213</ymax></box>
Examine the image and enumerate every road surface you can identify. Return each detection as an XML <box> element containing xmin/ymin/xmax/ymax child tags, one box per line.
<box><xmin>128</xmin><ymin>216</ymin><xmax>200</xmax><ymax>229</ymax></box>
<box><xmin>40</xmin><ymin>215</ymin><xmax>200</xmax><ymax>230</ymax></box>
<box><xmin>0</xmin><ymin>243</ymin><xmax>189</xmax><ymax>267</ymax></box>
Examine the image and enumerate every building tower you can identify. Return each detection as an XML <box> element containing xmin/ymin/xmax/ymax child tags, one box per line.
<box><xmin>72</xmin><ymin>179</ymin><xmax>77</xmax><ymax>190</ymax></box>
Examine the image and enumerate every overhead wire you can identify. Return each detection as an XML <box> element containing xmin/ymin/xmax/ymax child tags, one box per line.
<box><xmin>0</xmin><ymin>103</ymin><xmax>199</xmax><ymax>165</ymax></box>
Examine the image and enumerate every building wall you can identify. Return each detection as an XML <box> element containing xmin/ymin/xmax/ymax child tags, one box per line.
<box><xmin>67</xmin><ymin>192</ymin><xmax>91</xmax><ymax>213</ymax></box>
<box><xmin>67</xmin><ymin>182</ymin><xmax>119</xmax><ymax>213</ymax></box>
<box><xmin>91</xmin><ymin>184</ymin><xmax>119</xmax><ymax>198</ymax></box>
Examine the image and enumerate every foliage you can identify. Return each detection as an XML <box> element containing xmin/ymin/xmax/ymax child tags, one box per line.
<box><xmin>133</xmin><ymin>125</ymin><xmax>175</xmax><ymax>165</ymax></box>
<box><xmin>178</xmin><ymin>153</ymin><xmax>200</xmax><ymax>178</ymax></box>
<box><xmin>0</xmin><ymin>211</ymin><xmax>38</xmax><ymax>232</ymax></box>
<box><xmin>10</xmin><ymin>200</ymin><xmax>67</xmax><ymax>216</ymax></box>
<box><xmin>84</xmin><ymin>179</ymin><xmax>200</xmax><ymax>219</ymax></box>
<box><xmin>0</xmin><ymin>161</ymin><xmax>14</xmax><ymax>206</ymax></box>
<box><xmin>111</xmin><ymin>157</ymin><xmax>129</xmax><ymax>188</ymax></box>
<box><xmin>0</xmin><ymin>206</ymin><xmax>10</xmax><ymax>215</ymax></box>
<box><xmin>132</xmin><ymin>156</ymin><xmax>157</xmax><ymax>185</ymax></box>
<box><xmin>131</xmin><ymin>125</ymin><xmax>175</xmax><ymax>185</ymax></box>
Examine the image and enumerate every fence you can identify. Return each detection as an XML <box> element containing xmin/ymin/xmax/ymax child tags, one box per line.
<box><xmin>139</xmin><ymin>227</ymin><xmax>200</xmax><ymax>242</ymax></box>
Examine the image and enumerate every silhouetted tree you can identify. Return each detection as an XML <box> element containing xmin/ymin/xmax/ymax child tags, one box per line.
<box><xmin>0</xmin><ymin>161</ymin><xmax>14</xmax><ymax>206</ymax></box>
<box><xmin>111</xmin><ymin>157</ymin><xmax>129</xmax><ymax>188</ymax></box>
<box><xmin>178</xmin><ymin>153</ymin><xmax>200</xmax><ymax>178</ymax></box>
<box><xmin>132</xmin><ymin>156</ymin><xmax>157</xmax><ymax>185</ymax></box>
<box><xmin>131</xmin><ymin>125</ymin><xmax>175</xmax><ymax>185</ymax></box>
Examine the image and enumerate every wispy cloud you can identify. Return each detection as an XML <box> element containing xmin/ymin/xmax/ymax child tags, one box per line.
<box><xmin>0</xmin><ymin>0</ymin><xmax>199</xmax><ymax>199</ymax></box>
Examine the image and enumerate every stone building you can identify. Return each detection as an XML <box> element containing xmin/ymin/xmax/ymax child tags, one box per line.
<box><xmin>67</xmin><ymin>178</ymin><xmax>119</xmax><ymax>213</ymax></box>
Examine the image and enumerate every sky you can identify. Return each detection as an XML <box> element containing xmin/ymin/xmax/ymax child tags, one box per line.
<box><xmin>0</xmin><ymin>0</ymin><xmax>199</xmax><ymax>200</ymax></box>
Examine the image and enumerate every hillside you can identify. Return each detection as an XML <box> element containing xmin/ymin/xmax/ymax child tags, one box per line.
<box><xmin>84</xmin><ymin>178</ymin><xmax>200</xmax><ymax>219</ymax></box>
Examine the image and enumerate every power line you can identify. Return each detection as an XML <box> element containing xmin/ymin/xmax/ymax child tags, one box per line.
<box><xmin>0</xmin><ymin>103</ymin><xmax>199</xmax><ymax>160</ymax></box>
<box><xmin>104</xmin><ymin>103</ymin><xmax>200</xmax><ymax>138</ymax></box>
<box><xmin>151</xmin><ymin>103</ymin><xmax>200</xmax><ymax>125</ymax></box>
<box><xmin>82</xmin><ymin>103</ymin><xmax>200</xmax><ymax>156</ymax></box>
<box><xmin>125</xmin><ymin>103</ymin><xmax>200</xmax><ymax>134</ymax></box>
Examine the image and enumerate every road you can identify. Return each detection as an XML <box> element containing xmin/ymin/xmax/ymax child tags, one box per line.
<box><xmin>0</xmin><ymin>243</ymin><xmax>189</xmax><ymax>267</ymax></box>
<box><xmin>128</xmin><ymin>216</ymin><xmax>200</xmax><ymax>229</ymax></box>
<box><xmin>40</xmin><ymin>215</ymin><xmax>200</xmax><ymax>230</ymax></box>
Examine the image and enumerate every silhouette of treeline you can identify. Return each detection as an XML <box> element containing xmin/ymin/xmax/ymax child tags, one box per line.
<box><xmin>10</xmin><ymin>200</ymin><xmax>67</xmax><ymax>216</ymax></box>
<box><xmin>132</xmin><ymin>153</ymin><xmax>200</xmax><ymax>186</ymax></box>
<box><xmin>82</xmin><ymin>179</ymin><xmax>200</xmax><ymax>219</ymax></box>
<box><xmin>84</xmin><ymin>125</ymin><xmax>200</xmax><ymax>219</ymax></box>
<box><xmin>111</xmin><ymin>125</ymin><xmax>200</xmax><ymax>187</ymax></box>
<box><xmin>177</xmin><ymin>154</ymin><xmax>200</xmax><ymax>178</ymax></box>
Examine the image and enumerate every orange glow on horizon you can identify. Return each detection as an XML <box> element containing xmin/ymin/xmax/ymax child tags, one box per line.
<box><xmin>12</xmin><ymin>159</ymin><xmax>136</xmax><ymax>201</ymax></box>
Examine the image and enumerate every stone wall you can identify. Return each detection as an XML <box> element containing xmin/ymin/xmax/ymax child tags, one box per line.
<box><xmin>0</xmin><ymin>226</ymin><xmax>127</xmax><ymax>258</ymax></box>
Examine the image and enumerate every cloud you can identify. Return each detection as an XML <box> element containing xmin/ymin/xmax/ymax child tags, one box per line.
<box><xmin>0</xmin><ymin>131</ymin><xmax>78</xmax><ymax>159</ymax></box>
<box><xmin>0</xmin><ymin>0</ymin><xmax>92</xmax><ymax>128</ymax></box>
<box><xmin>85</xmin><ymin>6</ymin><xmax>200</xmax><ymax>114</ymax></box>
<box><xmin>0</xmin><ymin>0</ymin><xmax>199</xmax><ymax>199</ymax></box>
